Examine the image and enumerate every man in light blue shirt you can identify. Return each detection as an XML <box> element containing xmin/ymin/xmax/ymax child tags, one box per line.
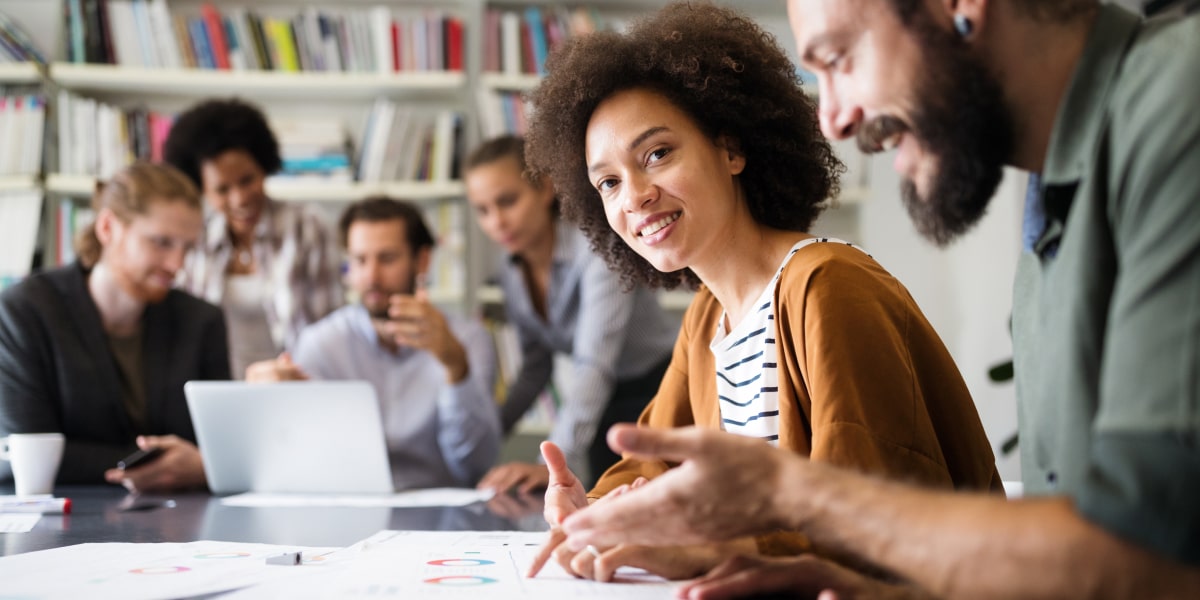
<box><xmin>247</xmin><ymin>197</ymin><xmax>500</xmax><ymax>489</ymax></box>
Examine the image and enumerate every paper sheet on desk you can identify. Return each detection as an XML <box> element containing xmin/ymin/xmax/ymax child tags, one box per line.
<box><xmin>220</xmin><ymin>487</ymin><xmax>495</xmax><ymax>508</ymax></box>
<box><xmin>221</xmin><ymin>530</ymin><xmax>677</xmax><ymax>599</ymax></box>
<box><xmin>0</xmin><ymin>540</ymin><xmax>341</xmax><ymax>600</ymax></box>
<box><xmin>0</xmin><ymin>512</ymin><xmax>40</xmax><ymax>532</ymax></box>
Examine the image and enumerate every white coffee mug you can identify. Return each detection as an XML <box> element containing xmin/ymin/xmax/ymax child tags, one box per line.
<box><xmin>0</xmin><ymin>433</ymin><xmax>65</xmax><ymax>497</ymax></box>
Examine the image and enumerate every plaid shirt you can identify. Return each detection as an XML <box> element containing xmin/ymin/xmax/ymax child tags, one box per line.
<box><xmin>179</xmin><ymin>200</ymin><xmax>343</xmax><ymax>353</ymax></box>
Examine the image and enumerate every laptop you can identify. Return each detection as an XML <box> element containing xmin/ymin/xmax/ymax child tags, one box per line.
<box><xmin>184</xmin><ymin>381</ymin><xmax>394</xmax><ymax>495</ymax></box>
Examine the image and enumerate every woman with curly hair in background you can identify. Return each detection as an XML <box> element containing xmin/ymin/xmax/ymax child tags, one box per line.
<box><xmin>524</xmin><ymin>1</ymin><xmax>1002</xmax><ymax>583</ymax></box>
<box><xmin>165</xmin><ymin>98</ymin><xmax>342</xmax><ymax>378</ymax></box>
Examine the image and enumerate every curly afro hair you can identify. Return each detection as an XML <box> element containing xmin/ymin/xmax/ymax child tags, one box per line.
<box><xmin>163</xmin><ymin>98</ymin><xmax>282</xmax><ymax>189</ymax></box>
<box><xmin>525</xmin><ymin>2</ymin><xmax>842</xmax><ymax>290</ymax></box>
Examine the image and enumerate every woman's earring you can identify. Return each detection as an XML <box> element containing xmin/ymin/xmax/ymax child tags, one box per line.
<box><xmin>954</xmin><ymin>14</ymin><xmax>974</xmax><ymax>38</ymax></box>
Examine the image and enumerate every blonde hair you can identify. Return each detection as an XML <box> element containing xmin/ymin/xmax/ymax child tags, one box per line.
<box><xmin>75</xmin><ymin>161</ymin><xmax>201</xmax><ymax>268</ymax></box>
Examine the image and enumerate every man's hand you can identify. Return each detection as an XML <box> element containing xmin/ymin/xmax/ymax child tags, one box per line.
<box><xmin>244</xmin><ymin>352</ymin><xmax>309</xmax><ymax>382</ymax></box>
<box><xmin>385</xmin><ymin>285</ymin><xmax>468</xmax><ymax>383</ymax></box>
<box><xmin>561</xmin><ymin>425</ymin><xmax>792</xmax><ymax>551</ymax></box>
<box><xmin>104</xmin><ymin>435</ymin><xmax>207</xmax><ymax>494</ymax></box>
<box><xmin>677</xmin><ymin>554</ymin><xmax>931</xmax><ymax>600</ymax></box>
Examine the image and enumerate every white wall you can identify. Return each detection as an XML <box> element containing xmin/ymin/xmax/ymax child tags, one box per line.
<box><xmin>857</xmin><ymin>157</ymin><xmax>1025</xmax><ymax>480</ymax></box>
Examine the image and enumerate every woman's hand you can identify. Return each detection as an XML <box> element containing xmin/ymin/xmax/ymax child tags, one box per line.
<box><xmin>524</xmin><ymin>441</ymin><xmax>594</xmax><ymax>577</ymax></box>
<box><xmin>566</xmin><ymin>538</ymin><xmax>757</xmax><ymax>583</ymax></box>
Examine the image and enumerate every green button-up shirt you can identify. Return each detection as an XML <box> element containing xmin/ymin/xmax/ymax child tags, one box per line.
<box><xmin>1012</xmin><ymin>4</ymin><xmax>1200</xmax><ymax>565</ymax></box>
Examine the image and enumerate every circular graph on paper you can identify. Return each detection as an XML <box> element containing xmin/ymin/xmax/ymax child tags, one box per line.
<box><xmin>426</xmin><ymin>558</ymin><xmax>496</xmax><ymax>567</ymax></box>
<box><xmin>423</xmin><ymin>575</ymin><xmax>498</xmax><ymax>586</ymax></box>
<box><xmin>128</xmin><ymin>566</ymin><xmax>191</xmax><ymax>575</ymax></box>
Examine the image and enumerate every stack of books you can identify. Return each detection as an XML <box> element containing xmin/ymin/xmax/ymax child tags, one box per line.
<box><xmin>56</xmin><ymin>91</ymin><xmax>172</xmax><ymax>178</ymax></box>
<box><xmin>481</xmin><ymin>6</ymin><xmax>612</xmax><ymax>77</ymax></box>
<box><xmin>0</xmin><ymin>190</ymin><xmax>44</xmax><ymax>283</ymax></box>
<box><xmin>0</xmin><ymin>94</ymin><xmax>44</xmax><ymax>177</ymax></box>
<box><xmin>269</xmin><ymin>117</ymin><xmax>352</xmax><ymax>184</ymax></box>
<box><xmin>476</xmin><ymin>6</ymin><xmax>620</xmax><ymax>137</ymax></box>
<box><xmin>356</xmin><ymin>98</ymin><xmax>461</xmax><ymax>184</ymax></box>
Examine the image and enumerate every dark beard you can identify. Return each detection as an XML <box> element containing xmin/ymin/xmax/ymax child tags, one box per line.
<box><xmin>867</xmin><ymin>25</ymin><xmax>1014</xmax><ymax>246</ymax></box>
<box><xmin>365</xmin><ymin>304</ymin><xmax>390</xmax><ymax>320</ymax></box>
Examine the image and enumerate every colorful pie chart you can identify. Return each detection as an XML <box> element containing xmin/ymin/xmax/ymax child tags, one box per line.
<box><xmin>423</xmin><ymin>575</ymin><xmax>498</xmax><ymax>586</ymax></box>
<box><xmin>426</xmin><ymin>558</ymin><xmax>495</xmax><ymax>567</ymax></box>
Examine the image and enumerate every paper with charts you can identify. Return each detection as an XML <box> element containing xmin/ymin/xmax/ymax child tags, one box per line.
<box><xmin>0</xmin><ymin>540</ymin><xmax>340</xmax><ymax>600</ymax></box>
<box><xmin>220</xmin><ymin>530</ymin><xmax>678</xmax><ymax>599</ymax></box>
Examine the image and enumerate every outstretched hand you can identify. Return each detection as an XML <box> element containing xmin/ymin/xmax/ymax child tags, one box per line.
<box><xmin>524</xmin><ymin>441</ymin><xmax>590</xmax><ymax>577</ymax></box>
<box><xmin>560</xmin><ymin>425</ymin><xmax>792</xmax><ymax>552</ymax></box>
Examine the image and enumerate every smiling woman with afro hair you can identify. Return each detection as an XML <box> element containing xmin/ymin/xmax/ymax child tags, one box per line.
<box><xmin>523</xmin><ymin>1</ymin><xmax>1002</xmax><ymax>585</ymax></box>
<box><xmin>165</xmin><ymin>98</ymin><xmax>343</xmax><ymax>379</ymax></box>
<box><xmin>526</xmin><ymin>1</ymin><xmax>841</xmax><ymax>290</ymax></box>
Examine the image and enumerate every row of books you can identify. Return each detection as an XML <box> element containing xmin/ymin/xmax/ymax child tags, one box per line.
<box><xmin>476</xmin><ymin>89</ymin><xmax>531</xmax><ymax>139</ymax></box>
<box><xmin>0</xmin><ymin>11</ymin><xmax>47</xmax><ymax>65</ymax></box>
<box><xmin>0</xmin><ymin>94</ymin><xmax>45</xmax><ymax>176</ymax></box>
<box><xmin>269</xmin><ymin>117</ymin><xmax>353</xmax><ymax>183</ymax></box>
<box><xmin>481</xmin><ymin>6</ymin><xmax>613</xmax><ymax>77</ymax></box>
<box><xmin>0</xmin><ymin>191</ymin><xmax>44</xmax><ymax>282</ymax></box>
<box><xmin>357</xmin><ymin>99</ymin><xmax>462</xmax><ymax>183</ymax></box>
<box><xmin>57</xmin><ymin>95</ymin><xmax>347</xmax><ymax>182</ymax></box>
<box><xmin>64</xmin><ymin>1</ymin><xmax>465</xmax><ymax>73</ymax></box>
<box><xmin>56</xmin><ymin>91</ymin><xmax>173</xmax><ymax>178</ymax></box>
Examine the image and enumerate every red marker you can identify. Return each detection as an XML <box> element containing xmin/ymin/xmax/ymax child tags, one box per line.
<box><xmin>0</xmin><ymin>497</ymin><xmax>71</xmax><ymax>514</ymax></box>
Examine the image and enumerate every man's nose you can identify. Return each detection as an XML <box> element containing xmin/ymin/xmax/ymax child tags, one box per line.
<box><xmin>818</xmin><ymin>81</ymin><xmax>862</xmax><ymax>141</ymax></box>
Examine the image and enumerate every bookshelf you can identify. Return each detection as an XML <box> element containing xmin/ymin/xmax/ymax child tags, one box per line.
<box><xmin>3</xmin><ymin>0</ymin><xmax>875</xmax><ymax>308</ymax></box>
<box><xmin>49</xmin><ymin>62</ymin><xmax>466</xmax><ymax>98</ymax></box>
<box><xmin>29</xmin><ymin>0</ymin><xmax>479</xmax><ymax>304</ymax></box>
<box><xmin>0</xmin><ymin>175</ymin><xmax>38</xmax><ymax>192</ymax></box>
<box><xmin>0</xmin><ymin>62</ymin><xmax>40</xmax><ymax>83</ymax></box>
<box><xmin>478</xmin><ymin>72</ymin><xmax>538</xmax><ymax>92</ymax></box>
<box><xmin>45</xmin><ymin>173</ymin><xmax>466</xmax><ymax>204</ymax></box>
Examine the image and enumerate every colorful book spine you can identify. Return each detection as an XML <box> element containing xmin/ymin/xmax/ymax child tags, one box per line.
<box><xmin>201</xmin><ymin>2</ymin><xmax>230</xmax><ymax>69</ymax></box>
<box><xmin>187</xmin><ymin>17</ymin><xmax>214</xmax><ymax>70</ymax></box>
<box><xmin>268</xmin><ymin>18</ymin><xmax>300</xmax><ymax>72</ymax></box>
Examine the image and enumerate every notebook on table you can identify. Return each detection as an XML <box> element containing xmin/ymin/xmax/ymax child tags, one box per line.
<box><xmin>185</xmin><ymin>381</ymin><xmax>393</xmax><ymax>495</ymax></box>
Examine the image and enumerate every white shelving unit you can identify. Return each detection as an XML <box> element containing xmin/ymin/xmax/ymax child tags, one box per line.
<box><xmin>49</xmin><ymin>62</ymin><xmax>466</xmax><ymax>99</ymax></box>
<box><xmin>0</xmin><ymin>175</ymin><xmax>40</xmax><ymax>193</ymax></box>
<box><xmin>29</xmin><ymin>0</ymin><xmax>482</xmax><ymax>300</ymax></box>
<box><xmin>9</xmin><ymin>0</ymin><xmax>874</xmax><ymax>311</ymax></box>
<box><xmin>45</xmin><ymin>173</ymin><xmax>465</xmax><ymax>204</ymax></box>
<box><xmin>479</xmin><ymin>72</ymin><xmax>539</xmax><ymax>92</ymax></box>
<box><xmin>0</xmin><ymin>62</ymin><xmax>41</xmax><ymax>84</ymax></box>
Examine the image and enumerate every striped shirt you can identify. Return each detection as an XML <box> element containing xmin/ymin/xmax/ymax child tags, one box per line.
<box><xmin>712</xmin><ymin>238</ymin><xmax>865</xmax><ymax>444</ymax></box>
<box><xmin>498</xmin><ymin>221</ymin><xmax>678</xmax><ymax>476</ymax></box>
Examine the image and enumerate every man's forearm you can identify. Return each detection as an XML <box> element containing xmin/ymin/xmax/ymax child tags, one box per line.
<box><xmin>775</xmin><ymin>461</ymin><xmax>1200</xmax><ymax>599</ymax></box>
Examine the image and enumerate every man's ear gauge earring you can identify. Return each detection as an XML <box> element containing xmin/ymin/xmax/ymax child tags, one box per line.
<box><xmin>954</xmin><ymin>14</ymin><xmax>974</xmax><ymax>37</ymax></box>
